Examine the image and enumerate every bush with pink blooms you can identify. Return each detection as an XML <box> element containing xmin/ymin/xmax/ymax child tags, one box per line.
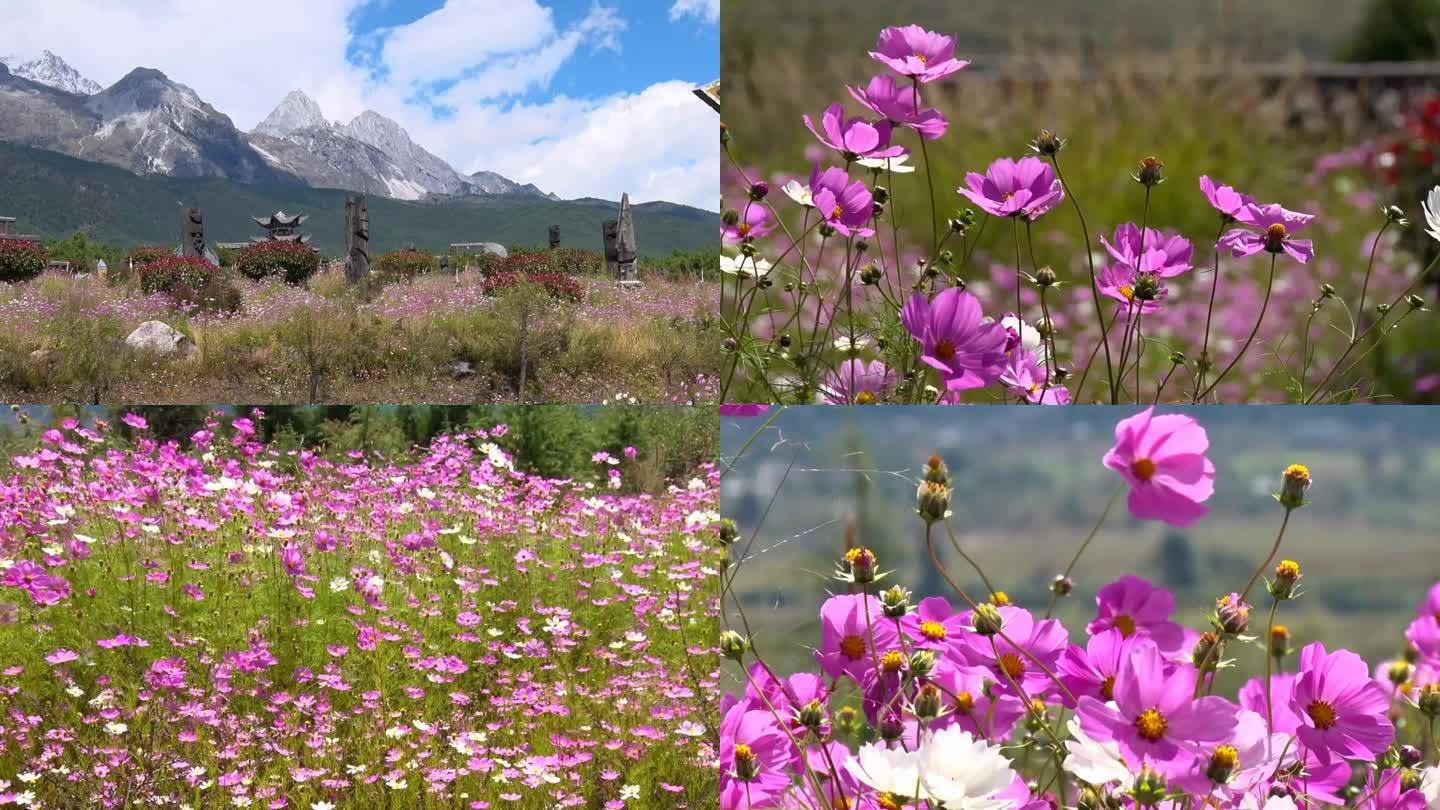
<box><xmin>0</xmin><ymin>238</ymin><xmax>46</xmax><ymax>285</ymax></box>
<box><xmin>0</xmin><ymin>411</ymin><xmax>719</xmax><ymax>808</ymax></box>
<box><xmin>234</xmin><ymin>240</ymin><xmax>323</xmax><ymax>285</ymax></box>
<box><xmin>719</xmin><ymin>405</ymin><xmax>1440</xmax><ymax>810</ymax></box>
<box><xmin>720</xmin><ymin>22</ymin><xmax>1440</xmax><ymax>406</ymax></box>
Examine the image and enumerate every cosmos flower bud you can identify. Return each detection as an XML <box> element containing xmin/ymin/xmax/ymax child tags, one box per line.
<box><xmin>1417</xmin><ymin>683</ymin><xmax>1440</xmax><ymax>717</ymax></box>
<box><xmin>732</xmin><ymin>742</ymin><xmax>760</xmax><ymax>780</ymax></box>
<box><xmin>720</xmin><ymin>122</ymin><xmax>730</xmax><ymax>145</ymax></box>
<box><xmin>722</xmin><ymin>338</ymin><xmax>737</xmax><ymax>353</ymax></box>
<box><xmin>1168</xmin><ymin>351</ymin><xmax>1187</xmax><ymax>367</ymax></box>
<box><xmin>797</xmin><ymin>698</ymin><xmax>827</xmax><ymax>734</ymax></box>
<box><xmin>855</xmin><ymin>238</ymin><xmax>870</xmax><ymax>254</ymax></box>
<box><xmin>1192</xmin><ymin>632</ymin><xmax>1221</xmax><ymax>671</ymax></box>
<box><xmin>860</xmin><ymin>263</ymin><xmax>883</xmax><ymax>286</ymax></box>
<box><xmin>989</xmin><ymin>591</ymin><xmax>1011</xmax><ymax>607</ymax></box>
<box><xmin>1401</xmin><ymin>768</ymin><xmax>1423</xmax><ymax>792</ymax></box>
<box><xmin>1133</xmin><ymin>272</ymin><xmax>1161</xmax><ymax>301</ymax></box>
<box><xmin>879</xmin><ymin>710</ymin><xmax>905</xmax><ymax>742</ymax></box>
<box><xmin>1051</xmin><ymin>575</ymin><xmax>1073</xmax><ymax>596</ymax></box>
<box><xmin>1377</xmin><ymin>303</ymin><xmax>1392</xmax><ymax>316</ymax></box>
<box><xmin>1206</xmin><ymin>745</ymin><xmax>1238</xmax><ymax>784</ymax></box>
<box><xmin>1319</xmin><ymin>283</ymin><xmax>1336</xmax><ymax>299</ymax></box>
<box><xmin>1398</xmin><ymin>744</ymin><xmax>1424</xmax><ymax>768</ymax></box>
<box><xmin>923</xmin><ymin>454</ymin><xmax>950</xmax><ymax>485</ymax></box>
<box><xmin>1278</xmin><ymin>464</ymin><xmax>1311</xmax><ymax>510</ymax></box>
<box><xmin>720</xmin><ymin>631</ymin><xmax>750</xmax><ymax>662</ymax></box>
<box><xmin>1382</xmin><ymin>204</ymin><xmax>1408</xmax><ymax>225</ymax></box>
<box><xmin>1269</xmin><ymin>625</ymin><xmax>1290</xmax><ymax>659</ymax></box>
<box><xmin>1216</xmin><ymin>593</ymin><xmax>1251</xmax><ymax>635</ymax></box>
<box><xmin>1270</xmin><ymin>559</ymin><xmax>1301</xmax><ymax>600</ymax></box>
<box><xmin>1034</xmin><ymin>267</ymin><xmax>1058</xmax><ymax>288</ymax></box>
<box><xmin>1407</xmin><ymin>294</ymin><xmax>1426</xmax><ymax>311</ymax></box>
<box><xmin>1077</xmin><ymin>786</ymin><xmax>1103</xmax><ymax>810</ymax></box>
<box><xmin>840</xmin><ymin>547</ymin><xmax>879</xmax><ymax>584</ymax></box>
<box><xmin>917</xmin><ymin>480</ymin><xmax>951</xmax><ymax>525</ymax></box>
<box><xmin>1132</xmin><ymin>766</ymin><xmax>1167</xmax><ymax>807</ymax></box>
<box><xmin>1031</xmin><ymin>130</ymin><xmax>1067</xmax><ymax>156</ymax></box>
<box><xmin>721</xmin><ymin>209</ymin><xmax>741</xmax><ymax>227</ymax></box>
<box><xmin>777</xmin><ymin>333</ymin><xmax>792</xmax><ymax>349</ymax></box>
<box><xmin>718</xmin><ymin>518</ymin><xmax>738</xmax><ymax>547</ymax></box>
<box><xmin>1404</xmin><ymin>644</ymin><xmax>1420</xmax><ymax>664</ymax></box>
<box><xmin>1388</xmin><ymin>660</ymin><xmax>1412</xmax><ymax>686</ymax></box>
<box><xmin>1024</xmin><ymin>697</ymin><xmax>1048</xmax><ymax>731</ymax></box>
<box><xmin>879</xmin><ymin>650</ymin><xmax>906</xmax><ymax>674</ymax></box>
<box><xmin>748</xmin><ymin>181</ymin><xmax>770</xmax><ymax>202</ymax></box>
<box><xmin>913</xmin><ymin>683</ymin><xmax>943</xmax><ymax>720</ymax></box>
<box><xmin>971</xmin><ymin>603</ymin><xmax>1004</xmax><ymax>636</ymax></box>
<box><xmin>818</xmin><ymin>222</ymin><xmax>836</xmax><ymax>238</ymax></box>
<box><xmin>872</xmin><ymin>185</ymin><xmax>890</xmax><ymax>205</ymax></box>
<box><xmin>1133</xmin><ymin>157</ymin><xmax>1166</xmax><ymax>188</ymax></box>
<box><xmin>835</xmin><ymin>705</ymin><xmax>859</xmax><ymax>733</ymax></box>
<box><xmin>949</xmin><ymin>215</ymin><xmax>968</xmax><ymax>234</ymax></box>
<box><xmin>879</xmin><ymin>585</ymin><xmax>912</xmax><ymax>618</ymax></box>
<box><xmin>908</xmin><ymin>649</ymin><xmax>936</xmax><ymax>679</ymax></box>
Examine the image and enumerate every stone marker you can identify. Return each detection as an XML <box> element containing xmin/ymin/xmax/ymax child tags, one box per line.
<box><xmin>615</xmin><ymin>193</ymin><xmax>640</xmax><ymax>288</ymax></box>
<box><xmin>548</xmin><ymin>225</ymin><xmax>561</xmax><ymax>250</ymax></box>
<box><xmin>344</xmin><ymin>195</ymin><xmax>370</xmax><ymax>284</ymax></box>
<box><xmin>602</xmin><ymin>219</ymin><xmax>620</xmax><ymax>275</ymax></box>
<box><xmin>449</xmin><ymin>242</ymin><xmax>508</xmax><ymax>259</ymax></box>
<box><xmin>177</xmin><ymin>207</ymin><xmax>219</xmax><ymax>265</ymax></box>
<box><xmin>95</xmin><ymin>259</ymin><xmax>108</xmax><ymax>280</ymax></box>
<box><xmin>125</xmin><ymin>321</ymin><xmax>193</xmax><ymax>356</ymax></box>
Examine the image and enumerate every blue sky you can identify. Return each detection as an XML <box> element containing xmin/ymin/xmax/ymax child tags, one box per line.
<box><xmin>0</xmin><ymin>0</ymin><xmax>720</xmax><ymax>208</ymax></box>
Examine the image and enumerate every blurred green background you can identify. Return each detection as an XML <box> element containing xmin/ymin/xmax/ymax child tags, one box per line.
<box><xmin>720</xmin><ymin>406</ymin><xmax>1440</xmax><ymax>694</ymax></box>
<box><xmin>721</xmin><ymin>0</ymin><xmax>1440</xmax><ymax>401</ymax></box>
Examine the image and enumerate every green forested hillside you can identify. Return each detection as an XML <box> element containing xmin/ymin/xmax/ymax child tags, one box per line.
<box><xmin>0</xmin><ymin>142</ymin><xmax>716</xmax><ymax>256</ymax></box>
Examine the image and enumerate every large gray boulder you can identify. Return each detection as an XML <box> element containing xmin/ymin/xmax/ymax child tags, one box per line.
<box><xmin>125</xmin><ymin>321</ymin><xmax>192</xmax><ymax>356</ymax></box>
<box><xmin>476</xmin><ymin>243</ymin><xmax>507</xmax><ymax>258</ymax></box>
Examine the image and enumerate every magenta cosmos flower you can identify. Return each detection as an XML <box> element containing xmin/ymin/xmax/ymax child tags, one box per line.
<box><xmin>1290</xmin><ymin>642</ymin><xmax>1394</xmax><ymax>764</ymax></box>
<box><xmin>811</xmin><ymin>167</ymin><xmax>875</xmax><ymax>237</ymax></box>
<box><xmin>817</xmin><ymin>593</ymin><xmax>899</xmax><ymax>684</ymax></box>
<box><xmin>1058</xmin><ymin>629</ymin><xmax>1156</xmax><ymax>708</ymax></box>
<box><xmin>1220</xmin><ymin>203</ymin><xmax>1317</xmax><ymax>264</ymax></box>
<box><xmin>1097</xmin><ymin>258</ymin><xmax>1168</xmax><ymax>316</ymax></box>
<box><xmin>898</xmin><ymin>595</ymin><xmax>969</xmax><ymax>652</ymax></box>
<box><xmin>1103</xmin><ymin>407</ymin><xmax>1216</xmax><ymax>527</ymax></box>
<box><xmin>958</xmin><ymin>157</ymin><xmax>1065</xmax><ymax>221</ymax></box>
<box><xmin>999</xmin><ymin>349</ymin><xmax>1070</xmax><ymax>404</ymax></box>
<box><xmin>720</xmin><ymin>702</ymin><xmax>794</xmax><ymax>810</ymax></box>
<box><xmin>957</xmin><ymin>605</ymin><xmax>1068</xmax><ymax>697</ymax></box>
<box><xmin>804</xmin><ymin>103</ymin><xmax>906</xmax><ymax>161</ymax></box>
<box><xmin>1199</xmin><ymin>176</ymin><xmax>1255</xmax><ymax>222</ymax></box>
<box><xmin>722</xmin><ymin>204</ymin><xmax>775</xmax><ymax>246</ymax></box>
<box><xmin>1088</xmin><ymin>575</ymin><xmax>1187</xmax><ymax>655</ymax></box>
<box><xmin>1100</xmin><ymin>223</ymin><xmax>1193</xmax><ymax>277</ymax></box>
<box><xmin>720</xmin><ymin>404</ymin><xmax>771</xmax><ymax>418</ymax></box>
<box><xmin>1077</xmin><ymin>642</ymin><xmax>1238</xmax><ymax>777</ymax></box>
<box><xmin>900</xmin><ymin>288</ymin><xmax>1008</xmax><ymax>392</ymax></box>
<box><xmin>821</xmin><ymin>358</ymin><xmax>895</xmax><ymax>404</ymax></box>
<box><xmin>848</xmin><ymin>75</ymin><xmax>948</xmax><ymax>140</ymax></box>
<box><xmin>869</xmin><ymin>25</ymin><xmax>969</xmax><ymax>83</ymax></box>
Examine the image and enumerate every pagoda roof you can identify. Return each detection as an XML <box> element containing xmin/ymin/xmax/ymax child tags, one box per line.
<box><xmin>251</xmin><ymin>234</ymin><xmax>312</xmax><ymax>244</ymax></box>
<box><xmin>253</xmin><ymin>211</ymin><xmax>308</xmax><ymax>227</ymax></box>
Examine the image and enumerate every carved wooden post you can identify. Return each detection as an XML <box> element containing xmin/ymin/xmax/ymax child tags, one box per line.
<box><xmin>344</xmin><ymin>195</ymin><xmax>370</xmax><ymax>284</ymax></box>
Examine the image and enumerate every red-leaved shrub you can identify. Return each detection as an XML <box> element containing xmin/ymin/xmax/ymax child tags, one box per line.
<box><xmin>235</xmin><ymin>241</ymin><xmax>322</xmax><ymax>285</ymax></box>
<box><xmin>483</xmin><ymin>270</ymin><xmax>584</xmax><ymax>303</ymax></box>
<box><xmin>0</xmin><ymin>238</ymin><xmax>46</xmax><ymax>284</ymax></box>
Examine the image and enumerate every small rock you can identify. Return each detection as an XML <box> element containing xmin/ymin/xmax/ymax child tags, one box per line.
<box><xmin>29</xmin><ymin>349</ymin><xmax>56</xmax><ymax>368</ymax></box>
<box><xmin>447</xmin><ymin>360</ymin><xmax>476</xmax><ymax>380</ymax></box>
<box><xmin>126</xmin><ymin>321</ymin><xmax>193</xmax><ymax>356</ymax></box>
<box><xmin>477</xmin><ymin>243</ymin><xmax>508</xmax><ymax>259</ymax></box>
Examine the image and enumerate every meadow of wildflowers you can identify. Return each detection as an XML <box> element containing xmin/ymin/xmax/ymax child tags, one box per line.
<box><xmin>719</xmin><ymin>21</ymin><xmax>1440</xmax><ymax>405</ymax></box>
<box><xmin>0</xmin><ymin>265</ymin><xmax>717</xmax><ymax>405</ymax></box>
<box><xmin>719</xmin><ymin>406</ymin><xmax>1440</xmax><ymax>810</ymax></box>
<box><xmin>0</xmin><ymin>411</ymin><xmax>720</xmax><ymax>808</ymax></box>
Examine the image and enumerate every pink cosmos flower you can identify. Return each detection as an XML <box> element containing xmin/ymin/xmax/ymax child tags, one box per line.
<box><xmin>928</xmin><ymin>663</ymin><xmax>1026</xmax><ymax>741</ymax></box>
<box><xmin>869</xmin><ymin>25</ymin><xmax>970</xmax><ymax>83</ymax></box>
<box><xmin>810</xmin><ymin>168</ymin><xmax>875</xmax><ymax>237</ymax></box>
<box><xmin>957</xmin><ymin>606</ymin><xmax>1068</xmax><ymax>697</ymax></box>
<box><xmin>999</xmin><ymin>349</ymin><xmax>1070</xmax><ymax>404</ymax></box>
<box><xmin>900</xmin><ymin>288</ymin><xmax>1009</xmax><ymax>392</ymax></box>
<box><xmin>1058</xmin><ymin>629</ymin><xmax>1155</xmax><ymax>708</ymax></box>
<box><xmin>898</xmin><ymin>596</ymin><xmax>968</xmax><ymax>651</ymax></box>
<box><xmin>1088</xmin><ymin>575</ymin><xmax>1187</xmax><ymax>655</ymax></box>
<box><xmin>1290</xmin><ymin>642</ymin><xmax>1394</xmax><ymax>764</ymax></box>
<box><xmin>1097</xmin><ymin>259</ymin><xmax>1169</xmax><ymax>316</ymax></box>
<box><xmin>958</xmin><ymin>157</ymin><xmax>1065</xmax><ymax>221</ymax></box>
<box><xmin>721</xmin><ymin>204</ymin><xmax>775</xmax><ymax>245</ymax></box>
<box><xmin>719</xmin><ymin>404</ymin><xmax>770</xmax><ymax>418</ymax></box>
<box><xmin>1100</xmin><ymin>223</ymin><xmax>1193</xmax><ymax>278</ymax></box>
<box><xmin>1220</xmin><ymin>203</ymin><xmax>1317</xmax><ymax>264</ymax></box>
<box><xmin>821</xmin><ymin>359</ymin><xmax>895</xmax><ymax>404</ymax></box>
<box><xmin>1077</xmin><ymin>642</ymin><xmax>1238</xmax><ymax>777</ymax></box>
<box><xmin>847</xmin><ymin>75</ymin><xmax>948</xmax><ymax>140</ymax></box>
<box><xmin>817</xmin><ymin>594</ymin><xmax>898</xmax><ymax>684</ymax></box>
<box><xmin>1199</xmin><ymin>176</ymin><xmax>1255</xmax><ymax>222</ymax></box>
<box><xmin>1103</xmin><ymin>407</ymin><xmax>1216</xmax><ymax>527</ymax></box>
<box><xmin>45</xmin><ymin>649</ymin><xmax>79</xmax><ymax>665</ymax></box>
<box><xmin>1238</xmin><ymin>672</ymin><xmax>1302</xmax><ymax>734</ymax></box>
<box><xmin>720</xmin><ymin>702</ymin><xmax>793</xmax><ymax>809</ymax></box>
<box><xmin>803</xmin><ymin>103</ymin><xmax>906</xmax><ymax>161</ymax></box>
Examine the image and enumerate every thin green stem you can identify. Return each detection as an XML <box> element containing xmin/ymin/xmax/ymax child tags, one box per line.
<box><xmin>1197</xmin><ymin>252</ymin><xmax>1278</xmax><ymax>401</ymax></box>
<box><xmin>1045</xmin><ymin>485</ymin><xmax>1123</xmax><ymax>619</ymax></box>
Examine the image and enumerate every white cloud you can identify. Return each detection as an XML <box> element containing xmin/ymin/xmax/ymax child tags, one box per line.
<box><xmin>669</xmin><ymin>0</ymin><xmax>719</xmax><ymax>24</ymax></box>
<box><xmin>0</xmin><ymin>0</ymin><xmax>716</xmax><ymax>210</ymax></box>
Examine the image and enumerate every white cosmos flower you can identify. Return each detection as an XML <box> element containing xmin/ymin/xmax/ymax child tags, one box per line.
<box><xmin>103</xmin><ymin>722</ymin><xmax>127</xmax><ymax>736</ymax></box>
<box><xmin>782</xmin><ymin>180</ymin><xmax>814</xmax><ymax>208</ymax></box>
<box><xmin>917</xmin><ymin>726</ymin><xmax>1016</xmax><ymax>810</ymax></box>
<box><xmin>857</xmin><ymin>153</ymin><xmax>916</xmax><ymax>173</ymax></box>
<box><xmin>999</xmin><ymin>315</ymin><xmax>1042</xmax><ymax>357</ymax></box>
<box><xmin>311</xmin><ymin>803</ymin><xmax>336</xmax><ymax>810</ymax></box>
<box><xmin>1424</xmin><ymin>185</ymin><xmax>1440</xmax><ymax>243</ymax></box>
<box><xmin>845</xmin><ymin>741</ymin><xmax>923</xmax><ymax>799</ymax></box>
<box><xmin>720</xmin><ymin>254</ymin><xmax>773</xmax><ymax>279</ymax></box>
<box><xmin>1065</xmin><ymin>715</ymin><xmax>1131</xmax><ymax>786</ymax></box>
<box><xmin>1420</xmin><ymin>767</ymin><xmax>1440</xmax><ymax>810</ymax></box>
<box><xmin>1262</xmin><ymin>797</ymin><xmax>1299</xmax><ymax>810</ymax></box>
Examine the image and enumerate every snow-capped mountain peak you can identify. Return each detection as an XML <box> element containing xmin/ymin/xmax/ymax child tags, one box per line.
<box><xmin>341</xmin><ymin>110</ymin><xmax>417</xmax><ymax>159</ymax></box>
<box><xmin>252</xmin><ymin>89</ymin><xmax>331</xmax><ymax>138</ymax></box>
<box><xmin>0</xmin><ymin>50</ymin><xmax>102</xmax><ymax>95</ymax></box>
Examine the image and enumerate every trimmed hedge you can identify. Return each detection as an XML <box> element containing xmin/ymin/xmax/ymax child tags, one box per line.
<box><xmin>375</xmin><ymin>249</ymin><xmax>436</xmax><ymax>284</ymax></box>
<box><xmin>137</xmin><ymin>256</ymin><xmax>240</xmax><ymax>314</ymax></box>
<box><xmin>0</xmin><ymin>238</ymin><xmax>46</xmax><ymax>284</ymax></box>
<box><xmin>483</xmin><ymin>270</ymin><xmax>584</xmax><ymax>303</ymax></box>
<box><xmin>235</xmin><ymin>241</ymin><xmax>323</xmax><ymax>285</ymax></box>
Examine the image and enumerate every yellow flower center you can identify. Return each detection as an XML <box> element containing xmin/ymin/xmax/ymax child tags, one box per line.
<box><xmin>1100</xmin><ymin>675</ymin><xmax>1116</xmax><ymax>700</ymax></box>
<box><xmin>1118</xmin><ymin>284</ymin><xmax>1135</xmax><ymax>301</ymax></box>
<box><xmin>913</xmin><ymin>53</ymin><xmax>928</xmax><ymax>64</ymax></box>
<box><xmin>832</xmin><ymin>796</ymin><xmax>854</xmax><ymax>810</ymax></box>
<box><xmin>1210</xmin><ymin>744</ymin><xmax>1239</xmax><ymax>770</ymax></box>
<box><xmin>1135</xmin><ymin>708</ymin><xmax>1168</xmax><ymax>741</ymax></box>
<box><xmin>999</xmin><ymin>653</ymin><xmax>1025</xmax><ymax>680</ymax></box>
<box><xmin>1114</xmin><ymin>614</ymin><xmax>1137</xmax><ymax>638</ymax></box>
<box><xmin>734</xmin><ymin>743</ymin><xmax>755</xmax><ymax>764</ymax></box>
<box><xmin>1307</xmin><ymin>699</ymin><xmax>1337</xmax><ymax>730</ymax></box>
<box><xmin>737</xmin><ymin>223</ymin><xmax>751</xmax><ymax>236</ymax></box>
<box><xmin>1276</xmin><ymin>559</ymin><xmax>1301</xmax><ymax>579</ymax></box>
<box><xmin>1267</xmin><ymin>223</ymin><xmax>1289</xmax><ymax>241</ymax></box>
<box><xmin>881</xmin><ymin>650</ymin><xmax>905</xmax><ymax>673</ymax></box>
<box><xmin>877</xmin><ymin>795</ymin><xmax>902</xmax><ymax>810</ymax></box>
<box><xmin>1132</xmin><ymin>458</ymin><xmax>1157</xmax><ymax>481</ymax></box>
<box><xmin>839</xmin><ymin>634</ymin><xmax>866</xmax><ymax>660</ymax></box>
<box><xmin>1283</xmin><ymin>464</ymin><xmax>1310</xmax><ymax>484</ymax></box>
<box><xmin>990</xmin><ymin>591</ymin><xmax>1011</xmax><ymax>606</ymax></box>
<box><xmin>855</xmin><ymin>391</ymin><xmax>877</xmax><ymax>405</ymax></box>
<box><xmin>918</xmin><ymin>620</ymin><xmax>947</xmax><ymax>642</ymax></box>
<box><xmin>830</xmin><ymin>204</ymin><xmax>844</xmax><ymax>221</ymax></box>
<box><xmin>954</xmin><ymin>690</ymin><xmax>975</xmax><ymax>713</ymax></box>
